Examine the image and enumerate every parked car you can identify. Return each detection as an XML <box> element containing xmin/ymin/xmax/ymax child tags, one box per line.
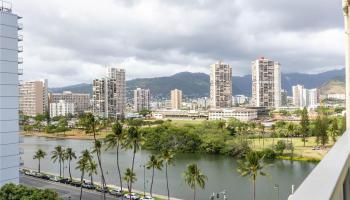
<box><xmin>70</xmin><ymin>181</ymin><xmax>82</xmax><ymax>187</ymax></box>
<box><xmin>140</xmin><ymin>196</ymin><xmax>154</xmax><ymax>200</ymax></box>
<box><xmin>109</xmin><ymin>188</ymin><xmax>122</xmax><ymax>196</ymax></box>
<box><xmin>124</xmin><ymin>193</ymin><xmax>140</xmax><ymax>200</ymax></box>
<box><xmin>39</xmin><ymin>173</ymin><xmax>50</xmax><ymax>180</ymax></box>
<box><xmin>82</xmin><ymin>182</ymin><xmax>95</xmax><ymax>189</ymax></box>
<box><xmin>96</xmin><ymin>186</ymin><xmax>109</xmax><ymax>193</ymax></box>
<box><xmin>59</xmin><ymin>178</ymin><xmax>70</xmax><ymax>184</ymax></box>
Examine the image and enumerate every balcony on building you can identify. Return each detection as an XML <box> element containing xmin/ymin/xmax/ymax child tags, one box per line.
<box><xmin>17</xmin><ymin>34</ymin><xmax>23</xmax><ymax>41</ymax></box>
<box><xmin>17</xmin><ymin>22</ymin><xmax>23</xmax><ymax>30</ymax></box>
<box><xmin>18</xmin><ymin>45</ymin><xmax>23</xmax><ymax>52</ymax></box>
<box><xmin>18</xmin><ymin>68</ymin><xmax>23</xmax><ymax>75</ymax></box>
<box><xmin>18</xmin><ymin>57</ymin><xmax>23</xmax><ymax>64</ymax></box>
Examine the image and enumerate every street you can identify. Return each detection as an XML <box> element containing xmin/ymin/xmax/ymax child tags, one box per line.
<box><xmin>20</xmin><ymin>174</ymin><xmax>120</xmax><ymax>200</ymax></box>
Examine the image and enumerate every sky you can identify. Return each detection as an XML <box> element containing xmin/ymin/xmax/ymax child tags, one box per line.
<box><xmin>14</xmin><ymin>0</ymin><xmax>345</xmax><ymax>87</ymax></box>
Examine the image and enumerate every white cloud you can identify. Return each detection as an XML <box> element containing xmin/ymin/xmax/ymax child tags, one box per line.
<box><xmin>13</xmin><ymin>0</ymin><xmax>345</xmax><ymax>87</ymax></box>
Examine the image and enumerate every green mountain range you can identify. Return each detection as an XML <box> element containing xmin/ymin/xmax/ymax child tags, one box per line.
<box><xmin>49</xmin><ymin>68</ymin><xmax>345</xmax><ymax>98</ymax></box>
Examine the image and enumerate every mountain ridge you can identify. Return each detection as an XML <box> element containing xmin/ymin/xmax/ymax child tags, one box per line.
<box><xmin>49</xmin><ymin>68</ymin><xmax>345</xmax><ymax>98</ymax></box>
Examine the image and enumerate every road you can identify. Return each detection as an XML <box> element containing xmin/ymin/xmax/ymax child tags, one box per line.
<box><xmin>20</xmin><ymin>174</ymin><xmax>121</xmax><ymax>200</ymax></box>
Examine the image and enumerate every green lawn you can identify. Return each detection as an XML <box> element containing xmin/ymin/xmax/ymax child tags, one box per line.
<box><xmin>248</xmin><ymin>137</ymin><xmax>336</xmax><ymax>161</ymax></box>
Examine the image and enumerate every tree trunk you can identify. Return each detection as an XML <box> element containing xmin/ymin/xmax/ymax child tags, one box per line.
<box><xmin>69</xmin><ymin>160</ymin><xmax>72</xmax><ymax>181</ymax></box>
<box><xmin>62</xmin><ymin>160</ymin><xmax>65</xmax><ymax>178</ymax></box>
<box><xmin>79</xmin><ymin>170</ymin><xmax>85</xmax><ymax>200</ymax></box>
<box><xmin>59</xmin><ymin>160</ymin><xmax>62</xmax><ymax>177</ymax></box>
<box><xmin>38</xmin><ymin>159</ymin><xmax>41</xmax><ymax>173</ymax></box>
<box><xmin>116</xmin><ymin>141</ymin><xmax>123</xmax><ymax>199</ymax></box>
<box><xmin>150</xmin><ymin>166</ymin><xmax>155</xmax><ymax>197</ymax></box>
<box><xmin>90</xmin><ymin>175</ymin><xmax>94</xmax><ymax>185</ymax></box>
<box><xmin>93</xmin><ymin>128</ymin><xmax>106</xmax><ymax>200</ymax></box>
<box><xmin>193</xmin><ymin>183</ymin><xmax>196</xmax><ymax>200</ymax></box>
<box><xmin>253</xmin><ymin>180</ymin><xmax>256</xmax><ymax>200</ymax></box>
<box><xmin>130</xmin><ymin>144</ymin><xmax>136</xmax><ymax>194</ymax></box>
<box><xmin>166</xmin><ymin>164</ymin><xmax>170</xmax><ymax>200</ymax></box>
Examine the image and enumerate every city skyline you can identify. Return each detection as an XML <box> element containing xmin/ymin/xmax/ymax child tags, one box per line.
<box><xmin>15</xmin><ymin>0</ymin><xmax>345</xmax><ymax>87</ymax></box>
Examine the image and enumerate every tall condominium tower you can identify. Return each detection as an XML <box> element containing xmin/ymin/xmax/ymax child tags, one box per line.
<box><xmin>92</xmin><ymin>67</ymin><xmax>125</xmax><ymax>118</ymax></box>
<box><xmin>134</xmin><ymin>88</ymin><xmax>150</xmax><ymax>112</ymax></box>
<box><xmin>210</xmin><ymin>61</ymin><xmax>232</xmax><ymax>109</ymax></box>
<box><xmin>171</xmin><ymin>89</ymin><xmax>182</xmax><ymax>110</ymax></box>
<box><xmin>0</xmin><ymin>2</ymin><xmax>22</xmax><ymax>186</ymax></box>
<box><xmin>251</xmin><ymin>57</ymin><xmax>281</xmax><ymax>108</ymax></box>
<box><xmin>292</xmin><ymin>84</ymin><xmax>305</xmax><ymax>107</ymax></box>
<box><xmin>19</xmin><ymin>79</ymin><xmax>48</xmax><ymax>116</ymax></box>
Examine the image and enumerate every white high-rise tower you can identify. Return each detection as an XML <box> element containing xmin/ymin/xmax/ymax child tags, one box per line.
<box><xmin>0</xmin><ymin>2</ymin><xmax>22</xmax><ymax>186</ymax></box>
<box><xmin>251</xmin><ymin>57</ymin><xmax>281</xmax><ymax>108</ymax></box>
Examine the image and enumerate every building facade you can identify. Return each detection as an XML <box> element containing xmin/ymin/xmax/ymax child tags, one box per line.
<box><xmin>292</xmin><ymin>84</ymin><xmax>319</xmax><ymax>108</ymax></box>
<box><xmin>210</xmin><ymin>61</ymin><xmax>232</xmax><ymax>109</ymax></box>
<box><xmin>281</xmin><ymin>89</ymin><xmax>288</xmax><ymax>106</ymax></box>
<box><xmin>19</xmin><ymin>79</ymin><xmax>48</xmax><ymax>116</ymax></box>
<box><xmin>209</xmin><ymin>108</ymin><xmax>258</xmax><ymax>122</ymax></box>
<box><xmin>92</xmin><ymin>67</ymin><xmax>125</xmax><ymax>118</ymax></box>
<box><xmin>171</xmin><ymin>89</ymin><xmax>182</xmax><ymax>110</ymax></box>
<box><xmin>251</xmin><ymin>57</ymin><xmax>281</xmax><ymax>108</ymax></box>
<box><xmin>50</xmin><ymin>100</ymin><xmax>75</xmax><ymax>118</ymax></box>
<box><xmin>49</xmin><ymin>91</ymin><xmax>90</xmax><ymax>114</ymax></box>
<box><xmin>0</xmin><ymin>2</ymin><xmax>21</xmax><ymax>186</ymax></box>
<box><xmin>133</xmin><ymin>88</ymin><xmax>150</xmax><ymax>112</ymax></box>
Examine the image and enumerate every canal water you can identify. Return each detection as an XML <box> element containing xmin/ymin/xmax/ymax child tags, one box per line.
<box><xmin>20</xmin><ymin>136</ymin><xmax>316</xmax><ymax>200</ymax></box>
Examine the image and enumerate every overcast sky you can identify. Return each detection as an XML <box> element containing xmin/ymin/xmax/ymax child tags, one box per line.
<box><xmin>14</xmin><ymin>0</ymin><xmax>345</xmax><ymax>87</ymax></box>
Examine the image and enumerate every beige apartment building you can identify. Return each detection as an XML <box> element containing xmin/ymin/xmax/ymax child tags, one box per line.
<box><xmin>49</xmin><ymin>91</ymin><xmax>90</xmax><ymax>114</ymax></box>
<box><xmin>251</xmin><ymin>57</ymin><xmax>281</xmax><ymax>108</ymax></box>
<box><xmin>19</xmin><ymin>79</ymin><xmax>48</xmax><ymax>116</ymax></box>
<box><xmin>210</xmin><ymin>61</ymin><xmax>232</xmax><ymax>109</ymax></box>
<box><xmin>134</xmin><ymin>88</ymin><xmax>150</xmax><ymax>112</ymax></box>
<box><xmin>171</xmin><ymin>89</ymin><xmax>182</xmax><ymax>110</ymax></box>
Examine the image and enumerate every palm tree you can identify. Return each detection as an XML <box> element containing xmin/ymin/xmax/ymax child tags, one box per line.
<box><xmin>146</xmin><ymin>155</ymin><xmax>163</xmax><ymax>197</ymax></box>
<box><xmin>87</xmin><ymin>160</ymin><xmax>98</xmax><ymax>185</ymax></box>
<box><xmin>33</xmin><ymin>149</ymin><xmax>46</xmax><ymax>173</ymax></box>
<box><xmin>65</xmin><ymin>148</ymin><xmax>77</xmax><ymax>181</ymax></box>
<box><xmin>76</xmin><ymin>149</ymin><xmax>92</xmax><ymax>200</ymax></box>
<box><xmin>161</xmin><ymin>149</ymin><xmax>175</xmax><ymax>200</ymax></box>
<box><xmin>84</xmin><ymin>113</ymin><xmax>107</xmax><ymax>200</ymax></box>
<box><xmin>123</xmin><ymin>168</ymin><xmax>137</xmax><ymax>194</ymax></box>
<box><xmin>105</xmin><ymin>122</ymin><xmax>124</xmax><ymax>194</ymax></box>
<box><xmin>51</xmin><ymin>145</ymin><xmax>64</xmax><ymax>177</ymax></box>
<box><xmin>237</xmin><ymin>151</ymin><xmax>267</xmax><ymax>200</ymax></box>
<box><xmin>124</xmin><ymin>126</ymin><xmax>143</xmax><ymax>193</ymax></box>
<box><xmin>183</xmin><ymin>163</ymin><xmax>207</xmax><ymax>200</ymax></box>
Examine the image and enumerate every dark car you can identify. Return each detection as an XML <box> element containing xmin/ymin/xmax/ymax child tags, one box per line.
<box><xmin>40</xmin><ymin>174</ymin><xmax>50</xmax><ymax>180</ymax></box>
<box><xmin>59</xmin><ymin>178</ymin><xmax>70</xmax><ymax>184</ymax></box>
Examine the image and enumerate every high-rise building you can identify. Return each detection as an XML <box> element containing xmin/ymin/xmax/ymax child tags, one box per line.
<box><xmin>92</xmin><ymin>67</ymin><xmax>125</xmax><ymax>118</ymax></box>
<box><xmin>0</xmin><ymin>2</ymin><xmax>22</xmax><ymax>186</ymax></box>
<box><xmin>292</xmin><ymin>84</ymin><xmax>305</xmax><ymax>107</ymax></box>
<box><xmin>171</xmin><ymin>89</ymin><xmax>183</xmax><ymax>110</ymax></box>
<box><xmin>49</xmin><ymin>91</ymin><xmax>90</xmax><ymax>114</ymax></box>
<box><xmin>19</xmin><ymin>79</ymin><xmax>48</xmax><ymax>116</ymax></box>
<box><xmin>251</xmin><ymin>57</ymin><xmax>281</xmax><ymax>108</ymax></box>
<box><xmin>133</xmin><ymin>88</ymin><xmax>150</xmax><ymax>112</ymax></box>
<box><xmin>293</xmin><ymin>84</ymin><xmax>319</xmax><ymax>108</ymax></box>
<box><xmin>210</xmin><ymin>61</ymin><xmax>232</xmax><ymax>109</ymax></box>
<box><xmin>50</xmin><ymin>100</ymin><xmax>75</xmax><ymax>118</ymax></box>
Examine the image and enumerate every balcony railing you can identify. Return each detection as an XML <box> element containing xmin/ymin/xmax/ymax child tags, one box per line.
<box><xmin>17</xmin><ymin>34</ymin><xmax>23</xmax><ymax>41</ymax></box>
<box><xmin>18</xmin><ymin>45</ymin><xmax>23</xmax><ymax>52</ymax></box>
<box><xmin>18</xmin><ymin>57</ymin><xmax>23</xmax><ymax>64</ymax></box>
<box><xmin>288</xmin><ymin>132</ymin><xmax>350</xmax><ymax>200</ymax></box>
<box><xmin>18</xmin><ymin>68</ymin><xmax>23</xmax><ymax>75</ymax></box>
<box><xmin>17</xmin><ymin>22</ymin><xmax>23</xmax><ymax>30</ymax></box>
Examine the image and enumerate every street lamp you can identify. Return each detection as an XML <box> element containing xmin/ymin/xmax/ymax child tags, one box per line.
<box><xmin>274</xmin><ymin>184</ymin><xmax>279</xmax><ymax>200</ymax></box>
